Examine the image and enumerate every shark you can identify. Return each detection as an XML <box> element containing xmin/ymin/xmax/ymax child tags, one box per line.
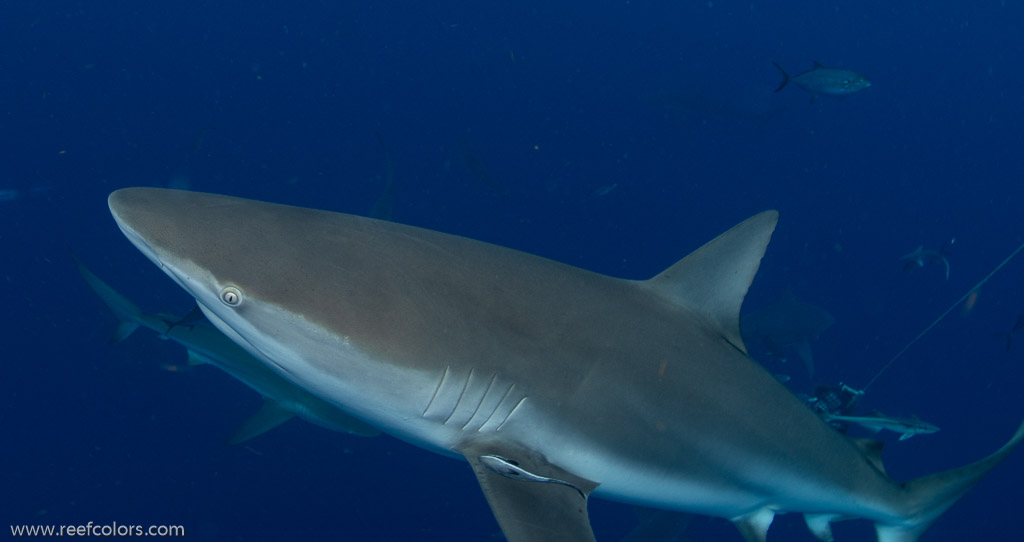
<box><xmin>740</xmin><ymin>289</ymin><xmax>834</xmax><ymax>378</ymax></box>
<box><xmin>901</xmin><ymin>239</ymin><xmax>955</xmax><ymax>280</ymax></box>
<box><xmin>825</xmin><ymin>412</ymin><xmax>940</xmax><ymax>441</ymax></box>
<box><xmin>75</xmin><ymin>256</ymin><xmax>380</xmax><ymax>444</ymax></box>
<box><xmin>107</xmin><ymin>187</ymin><xmax>1024</xmax><ymax>542</ymax></box>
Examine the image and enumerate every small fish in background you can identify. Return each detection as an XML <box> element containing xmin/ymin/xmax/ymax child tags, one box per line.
<box><xmin>901</xmin><ymin>238</ymin><xmax>955</xmax><ymax>279</ymax></box>
<box><xmin>591</xmin><ymin>183</ymin><xmax>618</xmax><ymax>197</ymax></box>
<box><xmin>773</xmin><ymin>61</ymin><xmax>871</xmax><ymax>102</ymax></box>
<box><xmin>994</xmin><ymin>314</ymin><xmax>1024</xmax><ymax>352</ymax></box>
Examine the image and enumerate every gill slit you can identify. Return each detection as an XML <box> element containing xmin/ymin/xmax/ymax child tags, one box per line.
<box><xmin>461</xmin><ymin>373</ymin><xmax>498</xmax><ymax>430</ymax></box>
<box><xmin>423</xmin><ymin>365</ymin><xmax>450</xmax><ymax>417</ymax></box>
<box><xmin>496</xmin><ymin>396</ymin><xmax>528</xmax><ymax>432</ymax></box>
<box><xmin>443</xmin><ymin>367</ymin><xmax>474</xmax><ymax>425</ymax></box>
<box><xmin>479</xmin><ymin>383</ymin><xmax>515</xmax><ymax>432</ymax></box>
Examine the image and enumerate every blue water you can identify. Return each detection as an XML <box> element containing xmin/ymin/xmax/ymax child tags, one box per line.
<box><xmin>2</xmin><ymin>1</ymin><xmax>1022</xmax><ymax>540</ymax></box>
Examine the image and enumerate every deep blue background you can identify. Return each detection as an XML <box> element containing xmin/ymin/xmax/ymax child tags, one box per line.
<box><xmin>2</xmin><ymin>1</ymin><xmax>1022</xmax><ymax>540</ymax></box>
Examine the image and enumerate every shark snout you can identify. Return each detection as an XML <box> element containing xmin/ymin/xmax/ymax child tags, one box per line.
<box><xmin>108</xmin><ymin>187</ymin><xmax>210</xmax><ymax>297</ymax></box>
<box><xmin>110</xmin><ymin>190</ymin><xmax>158</xmax><ymax>261</ymax></box>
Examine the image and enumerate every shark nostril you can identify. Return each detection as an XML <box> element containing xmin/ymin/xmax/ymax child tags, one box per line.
<box><xmin>220</xmin><ymin>286</ymin><xmax>243</xmax><ymax>306</ymax></box>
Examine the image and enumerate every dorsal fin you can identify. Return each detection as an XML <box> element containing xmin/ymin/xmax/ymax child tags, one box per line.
<box><xmin>643</xmin><ymin>211</ymin><xmax>778</xmax><ymax>354</ymax></box>
<box><xmin>852</xmin><ymin>437</ymin><xmax>887</xmax><ymax>475</ymax></box>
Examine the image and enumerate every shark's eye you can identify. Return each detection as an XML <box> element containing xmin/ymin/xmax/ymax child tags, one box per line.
<box><xmin>220</xmin><ymin>286</ymin><xmax>242</xmax><ymax>306</ymax></box>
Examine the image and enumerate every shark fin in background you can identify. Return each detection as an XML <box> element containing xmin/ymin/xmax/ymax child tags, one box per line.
<box><xmin>732</xmin><ymin>508</ymin><xmax>774</xmax><ymax>542</ymax></box>
<box><xmin>109</xmin><ymin>321</ymin><xmax>141</xmax><ymax>344</ymax></box>
<box><xmin>644</xmin><ymin>210</ymin><xmax>778</xmax><ymax>354</ymax></box>
<box><xmin>227</xmin><ymin>399</ymin><xmax>297</xmax><ymax>445</ymax></box>
<box><xmin>73</xmin><ymin>254</ymin><xmax>145</xmax><ymax>343</ymax></box>
<box><xmin>794</xmin><ymin>340</ymin><xmax>815</xmax><ymax>378</ymax></box>
<box><xmin>460</xmin><ymin>441</ymin><xmax>598</xmax><ymax>542</ymax></box>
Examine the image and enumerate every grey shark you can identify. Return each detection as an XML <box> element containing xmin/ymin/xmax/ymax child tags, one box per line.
<box><xmin>108</xmin><ymin>187</ymin><xmax>1024</xmax><ymax>542</ymax></box>
<box><xmin>75</xmin><ymin>256</ymin><xmax>379</xmax><ymax>443</ymax></box>
<box><xmin>741</xmin><ymin>289</ymin><xmax>834</xmax><ymax>378</ymax></box>
<box><xmin>773</xmin><ymin>61</ymin><xmax>871</xmax><ymax>102</ymax></box>
<box><xmin>901</xmin><ymin>239</ymin><xmax>955</xmax><ymax>280</ymax></box>
<box><xmin>825</xmin><ymin>412</ymin><xmax>940</xmax><ymax>441</ymax></box>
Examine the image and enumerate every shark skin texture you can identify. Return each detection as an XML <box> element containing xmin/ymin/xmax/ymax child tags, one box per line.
<box><xmin>107</xmin><ymin>187</ymin><xmax>1024</xmax><ymax>542</ymax></box>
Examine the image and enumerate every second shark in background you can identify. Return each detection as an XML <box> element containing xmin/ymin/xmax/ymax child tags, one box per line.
<box><xmin>75</xmin><ymin>256</ymin><xmax>380</xmax><ymax>444</ymax></box>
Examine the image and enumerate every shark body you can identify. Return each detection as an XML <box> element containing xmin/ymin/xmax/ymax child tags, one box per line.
<box><xmin>75</xmin><ymin>257</ymin><xmax>379</xmax><ymax>443</ymax></box>
<box><xmin>741</xmin><ymin>290</ymin><xmax>834</xmax><ymax>378</ymax></box>
<box><xmin>108</xmin><ymin>188</ymin><xmax>1024</xmax><ymax>542</ymax></box>
<box><xmin>826</xmin><ymin>412</ymin><xmax>940</xmax><ymax>441</ymax></box>
<box><xmin>901</xmin><ymin>240</ymin><xmax>955</xmax><ymax>280</ymax></box>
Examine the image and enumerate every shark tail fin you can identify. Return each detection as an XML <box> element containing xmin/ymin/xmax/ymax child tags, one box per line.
<box><xmin>74</xmin><ymin>255</ymin><xmax>145</xmax><ymax>343</ymax></box>
<box><xmin>876</xmin><ymin>419</ymin><xmax>1024</xmax><ymax>542</ymax></box>
<box><xmin>772</xmin><ymin>62</ymin><xmax>790</xmax><ymax>93</ymax></box>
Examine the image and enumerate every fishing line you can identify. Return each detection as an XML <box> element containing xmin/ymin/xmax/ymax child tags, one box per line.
<box><xmin>860</xmin><ymin>238</ymin><xmax>1024</xmax><ymax>393</ymax></box>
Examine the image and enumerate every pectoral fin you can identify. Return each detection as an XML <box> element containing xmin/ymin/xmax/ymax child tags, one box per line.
<box><xmin>227</xmin><ymin>399</ymin><xmax>296</xmax><ymax>445</ymax></box>
<box><xmin>459</xmin><ymin>441</ymin><xmax>599</xmax><ymax>542</ymax></box>
<box><xmin>733</xmin><ymin>508</ymin><xmax>775</xmax><ymax>542</ymax></box>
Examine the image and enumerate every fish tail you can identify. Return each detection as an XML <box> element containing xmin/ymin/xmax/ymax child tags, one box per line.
<box><xmin>772</xmin><ymin>62</ymin><xmax>790</xmax><ymax>93</ymax></box>
<box><xmin>875</xmin><ymin>419</ymin><xmax>1024</xmax><ymax>541</ymax></box>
